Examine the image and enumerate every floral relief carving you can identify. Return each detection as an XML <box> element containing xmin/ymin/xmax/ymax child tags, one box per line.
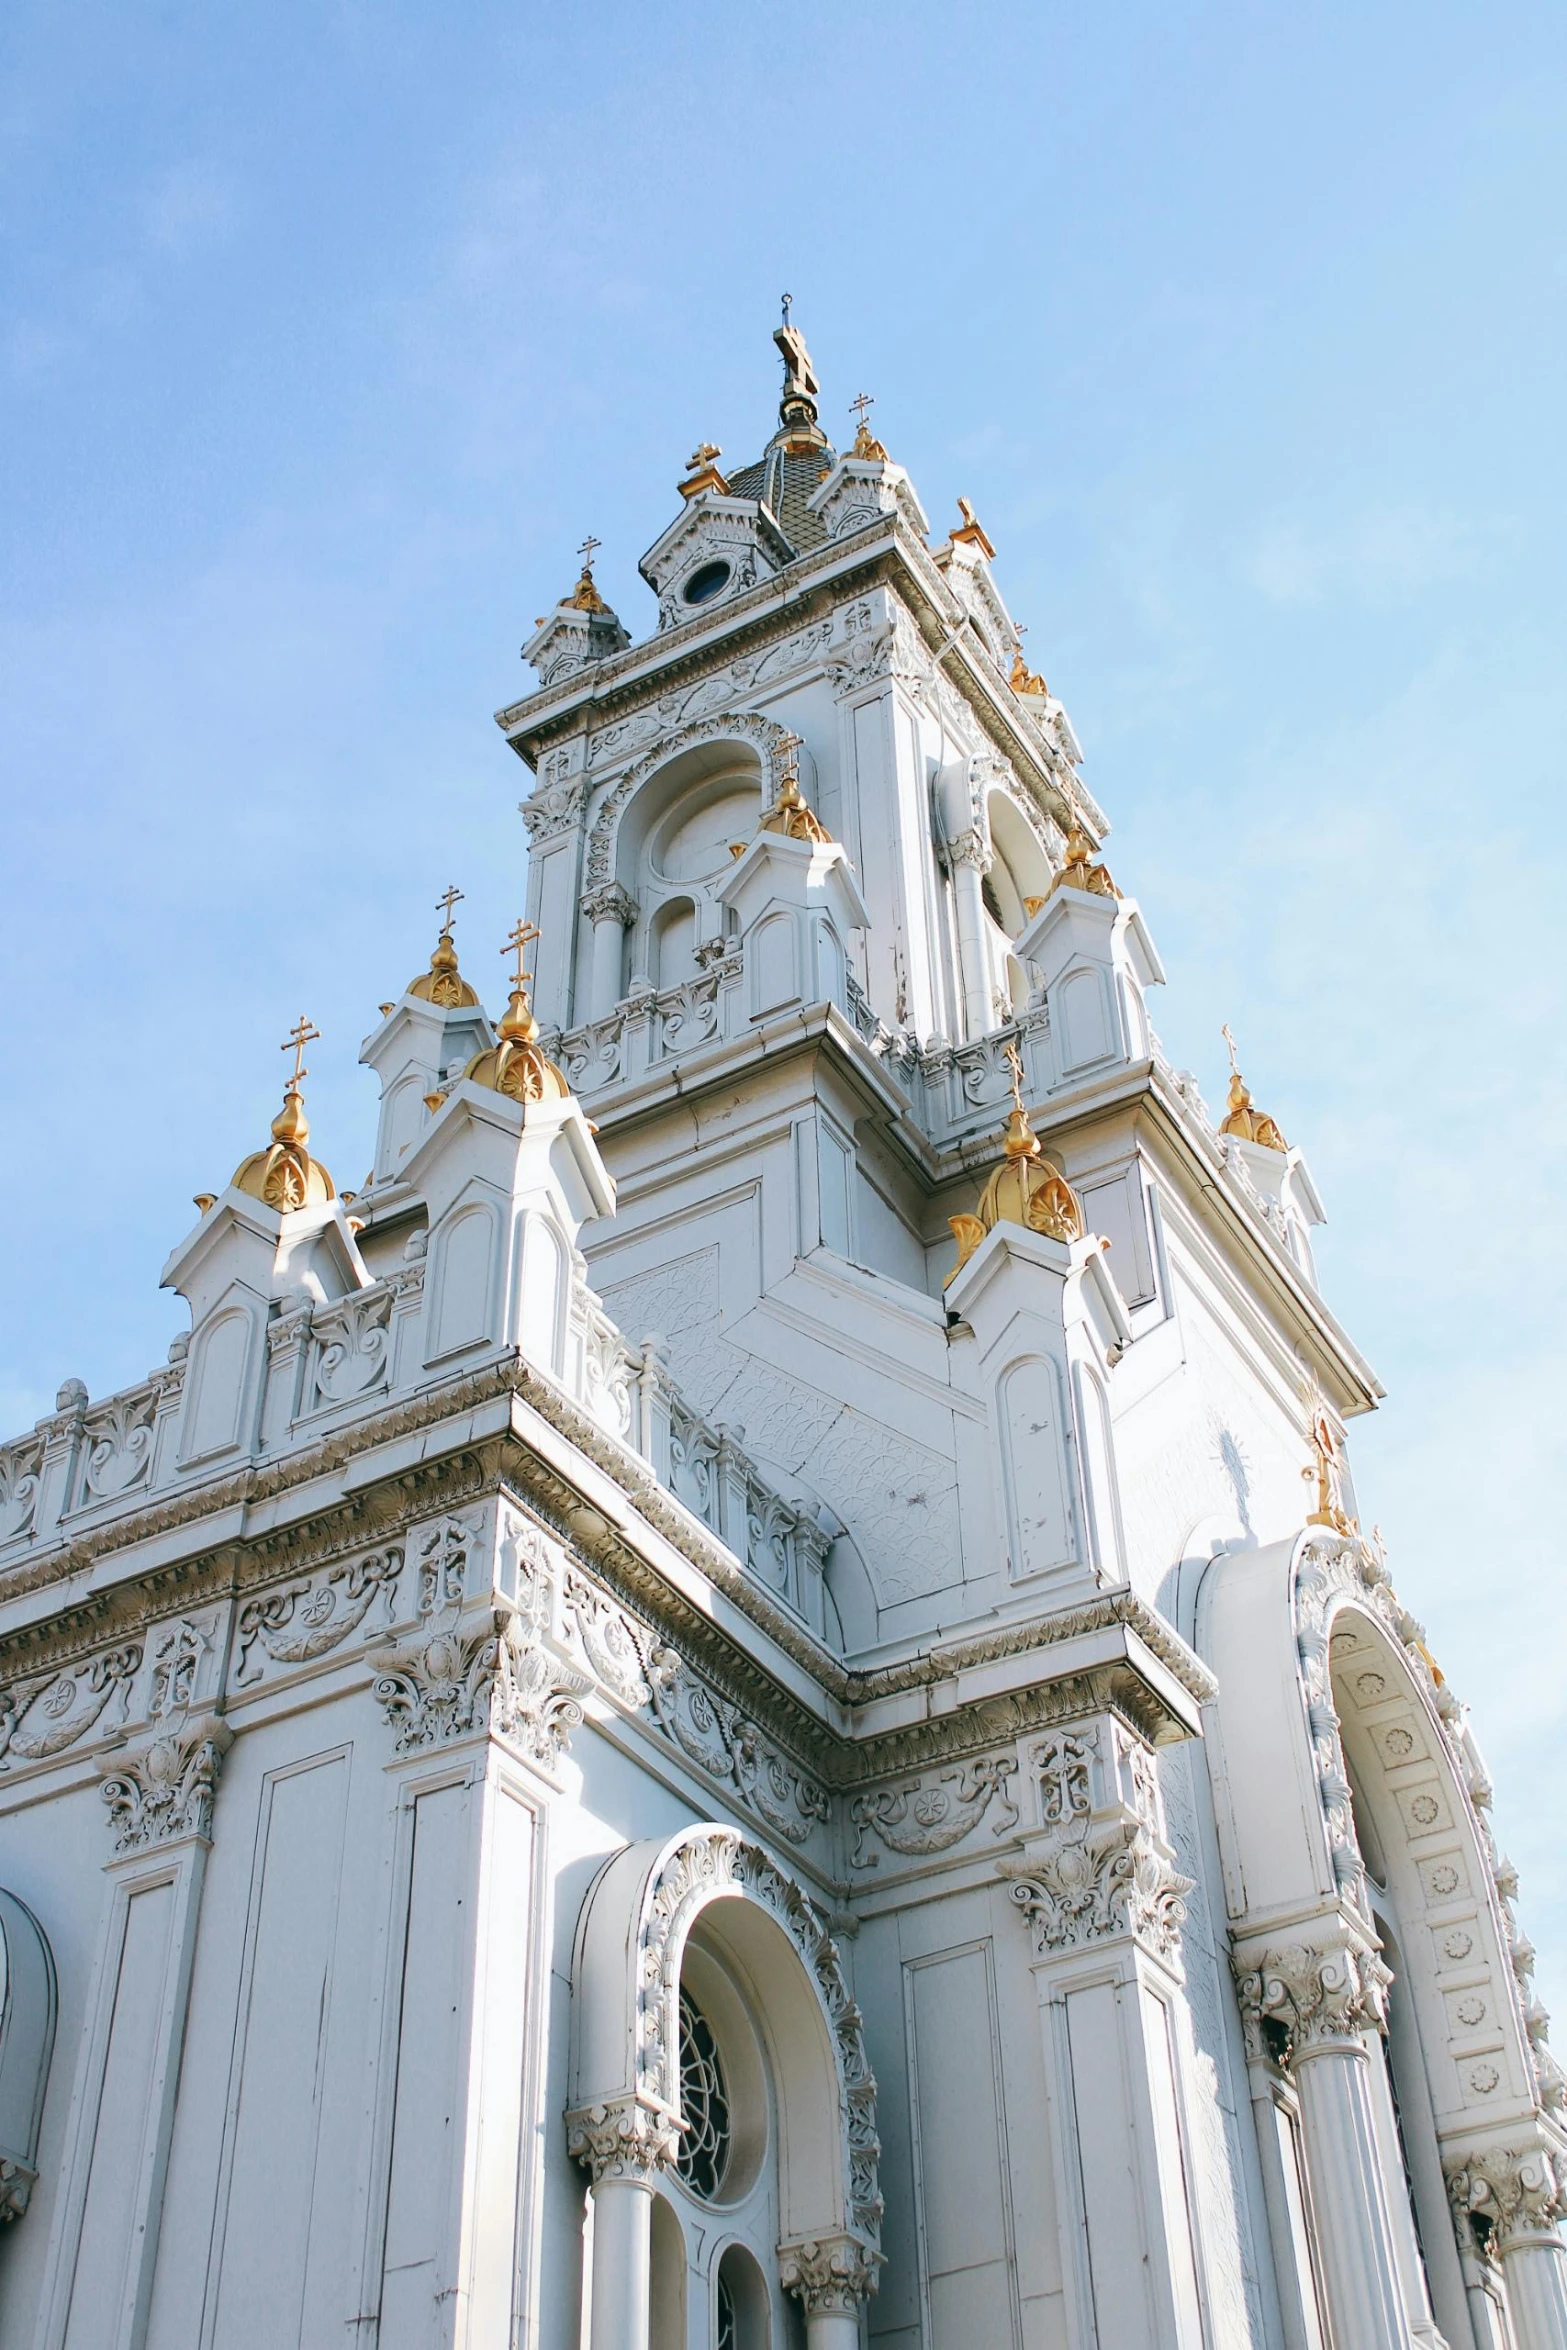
<box><xmin>235</xmin><ymin>1546</ymin><xmax>404</xmax><ymax>1684</ymax></box>
<box><xmin>1446</xmin><ymin>2142</ymin><xmax>1567</xmax><ymax>2257</ymax></box>
<box><xmin>0</xmin><ymin>1642</ymin><xmax>141</xmax><ymax>1768</ymax></box>
<box><xmin>79</xmin><ymin>1389</ymin><xmax>158</xmax><ymax>1504</ymax></box>
<box><xmin>99</xmin><ymin>1714</ymin><xmax>233</xmax><ymax>1852</ymax></box>
<box><xmin>563</xmin><ymin>2093</ymin><xmax>680</xmax><ymax>2186</ymax></box>
<box><xmin>1231</xmin><ymin>1939</ymin><xmax>1392</xmax><ymax>2066</ymax></box>
<box><xmin>0</xmin><ymin>1440</ymin><xmax>43</xmax><ymax>1546</ymax></box>
<box><xmin>1001</xmin><ymin>1722</ymin><xmax>1192</xmax><ymax>1965</ymax></box>
<box><xmin>778</xmin><ymin>2233</ymin><xmax>883</xmax><ymax>2318</ymax></box>
<box><xmin>644</xmin><ymin>1647</ymin><xmax>829</xmax><ymax>1847</ymax></box>
<box><xmin>850</xmin><ymin>1756</ymin><xmax>1019</xmax><ymax>1867</ymax></box>
<box><xmin>519</xmin><ymin>748</ymin><xmax>587</xmax><ymax>843</ymax></box>
<box><xmin>311</xmin><ymin>1288</ymin><xmax>393</xmax><ymax>1406</ymax></box>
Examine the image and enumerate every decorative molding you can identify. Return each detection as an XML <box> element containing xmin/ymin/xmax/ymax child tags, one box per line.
<box><xmin>310</xmin><ymin>1288</ymin><xmax>392</xmax><ymax>1408</ymax></box>
<box><xmin>371</xmin><ymin>1598</ymin><xmax>588</xmax><ymax>1767</ymax></box>
<box><xmin>519</xmin><ymin>747</ymin><xmax>587</xmax><ymax>844</ymax></box>
<box><xmin>1231</xmin><ymin>1938</ymin><xmax>1392</xmax><ymax>2065</ymax></box>
<box><xmin>0</xmin><ymin>1643</ymin><xmax>141</xmax><ymax>1770</ymax></box>
<box><xmin>99</xmin><ymin>1711</ymin><xmax>232</xmax><ymax>1852</ymax></box>
<box><xmin>579</xmin><ymin>879</ymin><xmax>638</xmax><ymax>927</ymax></box>
<box><xmin>1445</xmin><ymin>2142</ymin><xmax>1567</xmax><ymax>2257</ymax></box>
<box><xmin>624</xmin><ymin>1825</ymin><xmax>881</xmax><ymax>2253</ymax></box>
<box><xmin>1002</xmin><ymin>1722</ymin><xmax>1192</xmax><ymax>1966</ymax></box>
<box><xmin>850</xmin><ymin>1756</ymin><xmax>1018</xmax><ymax>1868</ymax></box>
<box><xmin>563</xmin><ymin>2092</ymin><xmax>680</xmax><ymax>2185</ymax></box>
<box><xmin>778</xmin><ymin>2231</ymin><xmax>883</xmax><ymax>2316</ymax></box>
<box><xmin>583</xmin><ymin>711</ymin><xmax>797</xmax><ymax>889</ymax></box>
<box><xmin>234</xmin><ymin>1545</ymin><xmax>403</xmax><ymax>1684</ymax></box>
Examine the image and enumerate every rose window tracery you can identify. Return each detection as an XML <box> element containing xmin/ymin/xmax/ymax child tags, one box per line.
<box><xmin>676</xmin><ymin>1989</ymin><xmax>731</xmax><ymax>2201</ymax></box>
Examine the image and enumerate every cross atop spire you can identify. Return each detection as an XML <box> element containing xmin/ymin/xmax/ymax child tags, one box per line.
<box><xmin>773</xmin><ymin>302</ymin><xmax>823</xmax><ymax>445</ymax></box>
<box><xmin>436</xmin><ymin>883</ymin><xmax>464</xmax><ymax>941</ymax></box>
<box><xmin>281</xmin><ymin>1016</ymin><xmax>320</xmax><ymax>1091</ymax></box>
<box><xmin>503</xmin><ymin>918</ymin><xmax>541</xmax><ymax>992</ymax></box>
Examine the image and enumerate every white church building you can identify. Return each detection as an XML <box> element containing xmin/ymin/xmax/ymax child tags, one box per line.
<box><xmin>1</xmin><ymin>318</ymin><xmax>1563</xmax><ymax>2350</ymax></box>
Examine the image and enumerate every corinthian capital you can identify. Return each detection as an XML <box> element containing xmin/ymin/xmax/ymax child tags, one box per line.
<box><xmin>778</xmin><ymin>2231</ymin><xmax>882</xmax><ymax>2316</ymax></box>
<box><xmin>1233</xmin><ymin>1936</ymin><xmax>1391</xmax><ymax>2064</ymax></box>
<box><xmin>1446</xmin><ymin>2142</ymin><xmax>1567</xmax><ymax>2255</ymax></box>
<box><xmin>580</xmin><ymin>881</ymin><xmax>638</xmax><ymax>927</ymax></box>
<box><xmin>564</xmin><ymin>2094</ymin><xmax>680</xmax><ymax>2185</ymax></box>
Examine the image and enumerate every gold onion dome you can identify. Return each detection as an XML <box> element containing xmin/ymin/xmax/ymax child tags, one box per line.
<box><xmin>1218</xmin><ymin>1026</ymin><xmax>1288</xmax><ymax>1152</ymax></box>
<box><xmin>946</xmin><ymin>1049</ymin><xmax>1084</xmax><ymax>1286</ymax></box>
<box><xmin>1050</xmin><ymin>823</ymin><xmax>1120</xmax><ymax>902</ymax></box>
<box><xmin>463</xmin><ymin>921</ymin><xmax>571</xmax><ymax>1105</ymax></box>
<box><xmin>408</xmin><ymin>887</ymin><xmax>481</xmax><ymax>1009</ymax></box>
<box><xmin>232</xmin><ymin>1018</ymin><xmax>336</xmax><ymax>1212</ymax></box>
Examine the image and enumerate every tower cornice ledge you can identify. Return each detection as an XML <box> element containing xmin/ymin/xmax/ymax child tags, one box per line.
<box><xmin>495</xmin><ymin>514</ymin><xmax>1101</xmax><ymax>841</ymax></box>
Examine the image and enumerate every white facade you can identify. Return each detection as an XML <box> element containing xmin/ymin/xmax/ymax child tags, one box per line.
<box><xmin>1</xmin><ymin>324</ymin><xmax>1564</xmax><ymax>2350</ymax></box>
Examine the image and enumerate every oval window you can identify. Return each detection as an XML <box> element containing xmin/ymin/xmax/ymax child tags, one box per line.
<box><xmin>683</xmin><ymin>559</ymin><xmax>731</xmax><ymax>606</ymax></box>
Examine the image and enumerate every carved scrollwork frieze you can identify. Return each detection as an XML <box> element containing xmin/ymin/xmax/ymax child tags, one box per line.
<box><xmin>235</xmin><ymin>1546</ymin><xmax>404</xmax><ymax>1685</ymax></box>
<box><xmin>850</xmin><ymin>1756</ymin><xmax>1018</xmax><ymax>1868</ymax></box>
<box><xmin>0</xmin><ymin>1642</ymin><xmax>142</xmax><ymax>1772</ymax></box>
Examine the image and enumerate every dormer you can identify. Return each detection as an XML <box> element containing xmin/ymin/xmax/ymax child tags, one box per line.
<box><xmin>638</xmin><ymin>483</ymin><xmax>794</xmax><ymax>630</ymax></box>
<box><xmin>807</xmin><ymin>411</ymin><xmax>929</xmax><ymax>543</ymax></box>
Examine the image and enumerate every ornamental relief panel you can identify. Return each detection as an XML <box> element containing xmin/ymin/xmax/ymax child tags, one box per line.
<box><xmin>0</xmin><ymin>1643</ymin><xmax>142</xmax><ymax>1771</ymax></box>
<box><xmin>235</xmin><ymin>1546</ymin><xmax>404</xmax><ymax>1686</ymax></box>
<box><xmin>850</xmin><ymin>1755</ymin><xmax>1019</xmax><ymax>1870</ymax></box>
<box><xmin>0</xmin><ymin>1439</ymin><xmax>43</xmax><ymax>1547</ymax></box>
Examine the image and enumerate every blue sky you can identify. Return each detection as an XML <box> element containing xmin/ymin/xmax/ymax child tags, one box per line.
<box><xmin>4</xmin><ymin>3</ymin><xmax>1565</xmax><ymax>2006</ymax></box>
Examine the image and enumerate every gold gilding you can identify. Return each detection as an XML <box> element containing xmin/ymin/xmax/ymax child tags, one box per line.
<box><xmin>1049</xmin><ymin>823</ymin><xmax>1120</xmax><ymax>902</ymax></box>
<box><xmin>1219</xmin><ymin>1026</ymin><xmax>1288</xmax><ymax>1152</ymax></box>
<box><xmin>1305</xmin><ymin>1399</ymin><xmax>1357</xmax><ymax>1536</ymax></box>
<box><xmin>231</xmin><ymin>1017</ymin><xmax>336</xmax><ymax>1212</ymax></box>
<box><xmin>946</xmin><ymin>1046</ymin><xmax>1084</xmax><ymax>1285</ymax></box>
<box><xmin>951</xmin><ymin>497</ymin><xmax>996</xmax><ymax>557</ymax></box>
<box><xmin>848</xmin><ymin>394</ymin><xmax>888</xmax><ymax>461</ymax></box>
<box><xmin>463</xmin><ymin>919</ymin><xmax>571</xmax><ymax>1106</ymax></box>
<box><xmin>758</xmin><ymin>737</ymin><xmax>833</xmax><ymax>845</ymax></box>
<box><xmin>680</xmin><ymin>443</ymin><xmax>731</xmax><ymax>499</ymax></box>
<box><xmin>409</xmin><ymin>885</ymin><xmax>481</xmax><ymax>1009</ymax></box>
<box><xmin>561</xmin><ymin>536</ymin><xmax>609</xmax><ymax>614</ymax></box>
<box><xmin>1010</xmin><ymin>649</ymin><xmax>1048</xmax><ymax>697</ymax></box>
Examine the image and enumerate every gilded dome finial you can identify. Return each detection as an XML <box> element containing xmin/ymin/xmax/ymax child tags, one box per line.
<box><xmin>230</xmin><ymin>1016</ymin><xmax>336</xmax><ymax>1211</ymax></box>
<box><xmin>1219</xmin><ymin>1025</ymin><xmax>1288</xmax><ymax>1152</ymax></box>
<box><xmin>1049</xmin><ymin>821</ymin><xmax>1120</xmax><ymax>901</ymax></box>
<box><xmin>946</xmin><ymin>1042</ymin><xmax>1084</xmax><ymax>1284</ymax></box>
<box><xmin>408</xmin><ymin>884</ymin><xmax>481</xmax><ymax>1009</ymax></box>
<box><xmin>758</xmin><ymin>734</ymin><xmax>834</xmax><ymax>844</ymax></box>
<box><xmin>562</xmin><ymin>535</ymin><xmax>610</xmax><ymax>614</ymax></box>
<box><xmin>460</xmin><ymin>918</ymin><xmax>571</xmax><ymax>1105</ymax></box>
<box><xmin>848</xmin><ymin>391</ymin><xmax>888</xmax><ymax>462</ymax></box>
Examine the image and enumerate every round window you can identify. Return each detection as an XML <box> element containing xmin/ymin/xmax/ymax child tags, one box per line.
<box><xmin>675</xmin><ymin>1989</ymin><xmax>731</xmax><ymax>2200</ymax></box>
<box><xmin>683</xmin><ymin>559</ymin><xmax>732</xmax><ymax>606</ymax></box>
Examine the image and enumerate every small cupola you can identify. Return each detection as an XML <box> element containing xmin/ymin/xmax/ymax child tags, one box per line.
<box><xmin>522</xmin><ymin>540</ymin><xmax>630</xmax><ymax>684</ymax></box>
<box><xmin>230</xmin><ymin>1017</ymin><xmax>336</xmax><ymax>1212</ymax></box>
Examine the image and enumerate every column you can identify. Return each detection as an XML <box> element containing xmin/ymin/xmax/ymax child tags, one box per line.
<box><xmin>779</xmin><ymin>2234</ymin><xmax>879</xmax><ymax>2349</ymax></box>
<box><xmin>1007</xmin><ymin>1717</ymin><xmax>1204</xmax><ymax>2350</ymax></box>
<box><xmin>1236</xmin><ymin>1940</ymin><xmax>1409</xmax><ymax>2350</ymax></box>
<box><xmin>947</xmin><ymin>836</ymin><xmax>994</xmax><ymax>1042</ymax></box>
<box><xmin>1449</xmin><ymin>2144</ymin><xmax>1567</xmax><ymax>2350</ymax></box>
<box><xmin>566</xmin><ymin>2098</ymin><xmax>674</xmax><ymax>2350</ymax></box>
<box><xmin>581</xmin><ymin>882</ymin><xmax>637</xmax><ymax>1021</ymax></box>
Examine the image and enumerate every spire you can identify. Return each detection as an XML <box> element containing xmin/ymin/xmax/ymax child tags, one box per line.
<box><xmin>848</xmin><ymin>392</ymin><xmax>888</xmax><ymax>462</ymax></box>
<box><xmin>1218</xmin><ymin>1026</ymin><xmax>1288</xmax><ymax>1152</ymax></box>
<box><xmin>1049</xmin><ymin>822</ymin><xmax>1120</xmax><ymax>902</ymax></box>
<box><xmin>946</xmin><ymin>1044</ymin><xmax>1084</xmax><ymax>1284</ymax></box>
<box><xmin>462</xmin><ymin>920</ymin><xmax>572</xmax><ymax>1105</ymax></box>
<box><xmin>230</xmin><ymin>1017</ymin><xmax>336</xmax><ymax>1211</ymax></box>
<box><xmin>408</xmin><ymin>884</ymin><xmax>481</xmax><ymax>1010</ymax></box>
<box><xmin>773</xmin><ymin>295</ymin><xmax>828</xmax><ymax>452</ymax></box>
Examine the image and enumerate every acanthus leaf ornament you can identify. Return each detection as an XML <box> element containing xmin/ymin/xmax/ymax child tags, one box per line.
<box><xmin>99</xmin><ymin>1712</ymin><xmax>233</xmax><ymax>1853</ymax></box>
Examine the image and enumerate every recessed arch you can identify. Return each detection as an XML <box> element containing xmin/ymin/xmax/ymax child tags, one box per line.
<box><xmin>585</xmin><ymin>714</ymin><xmax>804</xmax><ymax>896</ymax></box>
<box><xmin>568</xmin><ymin>1825</ymin><xmax>882</xmax><ymax>2261</ymax></box>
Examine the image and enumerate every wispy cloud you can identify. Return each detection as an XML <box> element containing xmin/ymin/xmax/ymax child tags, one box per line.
<box><xmin>1244</xmin><ymin>500</ymin><xmax>1519</xmax><ymax>607</ymax></box>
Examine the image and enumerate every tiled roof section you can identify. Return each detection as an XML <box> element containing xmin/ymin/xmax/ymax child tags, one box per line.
<box><xmin>725</xmin><ymin>439</ymin><xmax>839</xmax><ymax>555</ymax></box>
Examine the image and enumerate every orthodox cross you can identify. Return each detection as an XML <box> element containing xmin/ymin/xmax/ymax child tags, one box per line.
<box><xmin>1221</xmin><ymin>1023</ymin><xmax>1241</xmax><ymax>1078</ymax></box>
<box><xmin>1003</xmin><ymin>1039</ymin><xmax>1028</xmax><ymax>1117</ymax></box>
<box><xmin>281</xmin><ymin>1015</ymin><xmax>320</xmax><ymax>1088</ymax></box>
<box><xmin>576</xmin><ymin>535</ymin><xmax>601</xmax><ymax>572</ymax></box>
<box><xmin>686</xmin><ymin>443</ymin><xmax>721</xmax><ymax>472</ymax></box>
<box><xmin>503</xmin><ymin>918</ymin><xmax>541</xmax><ymax>991</ymax></box>
<box><xmin>435</xmin><ymin>883</ymin><xmax>464</xmax><ymax>939</ymax></box>
<box><xmin>849</xmin><ymin>392</ymin><xmax>875</xmax><ymax>431</ymax></box>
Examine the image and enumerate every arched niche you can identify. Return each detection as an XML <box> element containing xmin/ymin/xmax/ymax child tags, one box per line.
<box><xmin>0</xmin><ymin>1886</ymin><xmax>57</xmax><ymax>2222</ymax></box>
<box><xmin>651</xmin><ymin>896</ymin><xmax>700</xmax><ymax>991</ymax></box>
<box><xmin>589</xmin><ymin>718</ymin><xmax>801</xmax><ymax>903</ymax></box>
<box><xmin>568</xmin><ymin>1825</ymin><xmax>881</xmax><ymax>2265</ymax></box>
